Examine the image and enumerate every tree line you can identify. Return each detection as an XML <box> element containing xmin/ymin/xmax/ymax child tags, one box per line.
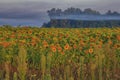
<box><xmin>43</xmin><ymin>19</ymin><xmax>120</xmax><ymax>28</ymax></box>
<box><xmin>47</xmin><ymin>7</ymin><xmax>120</xmax><ymax>17</ymax></box>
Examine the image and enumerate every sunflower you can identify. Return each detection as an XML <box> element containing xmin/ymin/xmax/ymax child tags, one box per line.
<box><xmin>117</xmin><ymin>35</ymin><xmax>120</xmax><ymax>41</ymax></box>
<box><xmin>50</xmin><ymin>45</ymin><xmax>56</xmax><ymax>52</ymax></box>
<box><xmin>51</xmin><ymin>47</ymin><xmax>56</xmax><ymax>52</ymax></box>
<box><xmin>57</xmin><ymin>46</ymin><xmax>62</xmax><ymax>52</ymax></box>
<box><xmin>1</xmin><ymin>42</ymin><xmax>11</xmax><ymax>48</ymax></box>
<box><xmin>42</xmin><ymin>40</ymin><xmax>48</xmax><ymax>48</ymax></box>
<box><xmin>88</xmin><ymin>48</ymin><xmax>93</xmax><ymax>54</ymax></box>
<box><xmin>64</xmin><ymin>43</ymin><xmax>70</xmax><ymax>50</ymax></box>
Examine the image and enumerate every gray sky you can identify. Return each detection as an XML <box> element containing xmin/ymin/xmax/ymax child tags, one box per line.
<box><xmin>0</xmin><ymin>0</ymin><xmax>120</xmax><ymax>26</ymax></box>
<box><xmin>0</xmin><ymin>0</ymin><xmax>120</xmax><ymax>12</ymax></box>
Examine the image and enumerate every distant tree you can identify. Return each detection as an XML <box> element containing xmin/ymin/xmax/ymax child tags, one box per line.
<box><xmin>47</xmin><ymin>7</ymin><xmax>120</xmax><ymax>17</ymax></box>
<box><xmin>63</xmin><ymin>7</ymin><xmax>82</xmax><ymax>15</ymax></box>
<box><xmin>42</xmin><ymin>19</ymin><xmax>120</xmax><ymax>28</ymax></box>
<box><xmin>105</xmin><ymin>10</ymin><xmax>120</xmax><ymax>15</ymax></box>
<box><xmin>47</xmin><ymin>8</ymin><xmax>56</xmax><ymax>16</ymax></box>
<box><xmin>106</xmin><ymin>10</ymin><xmax>112</xmax><ymax>15</ymax></box>
<box><xmin>64</xmin><ymin>7</ymin><xmax>74</xmax><ymax>15</ymax></box>
<box><xmin>56</xmin><ymin>8</ymin><xmax>62</xmax><ymax>16</ymax></box>
<box><xmin>83</xmin><ymin>8</ymin><xmax>100</xmax><ymax>15</ymax></box>
<box><xmin>112</xmin><ymin>11</ymin><xmax>120</xmax><ymax>15</ymax></box>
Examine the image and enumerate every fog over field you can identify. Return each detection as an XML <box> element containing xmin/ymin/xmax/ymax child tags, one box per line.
<box><xmin>0</xmin><ymin>0</ymin><xmax>120</xmax><ymax>26</ymax></box>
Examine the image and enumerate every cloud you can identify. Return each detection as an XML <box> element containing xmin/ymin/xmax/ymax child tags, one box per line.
<box><xmin>0</xmin><ymin>2</ymin><xmax>51</xmax><ymax>20</ymax></box>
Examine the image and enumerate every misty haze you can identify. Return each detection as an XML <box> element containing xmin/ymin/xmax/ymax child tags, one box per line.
<box><xmin>0</xmin><ymin>0</ymin><xmax>120</xmax><ymax>26</ymax></box>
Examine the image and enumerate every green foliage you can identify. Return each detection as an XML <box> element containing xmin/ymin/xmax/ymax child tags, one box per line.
<box><xmin>0</xmin><ymin>27</ymin><xmax>119</xmax><ymax>79</ymax></box>
<box><xmin>43</xmin><ymin>19</ymin><xmax>120</xmax><ymax>28</ymax></box>
<box><xmin>17</xmin><ymin>46</ymin><xmax>27</xmax><ymax>80</ymax></box>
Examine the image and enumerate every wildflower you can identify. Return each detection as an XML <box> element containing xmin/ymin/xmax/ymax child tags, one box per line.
<box><xmin>61</xmin><ymin>51</ymin><xmax>65</xmax><ymax>55</ymax></box>
<box><xmin>98</xmin><ymin>45</ymin><xmax>102</xmax><ymax>48</ymax></box>
<box><xmin>113</xmin><ymin>44</ymin><xmax>119</xmax><ymax>49</ymax></box>
<box><xmin>42</xmin><ymin>40</ymin><xmax>48</xmax><ymax>48</ymax></box>
<box><xmin>19</xmin><ymin>40</ymin><xmax>26</xmax><ymax>44</ymax></box>
<box><xmin>53</xmin><ymin>37</ymin><xmax>58</xmax><ymax>42</ymax></box>
<box><xmin>79</xmin><ymin>40</ymin><xmax>85</xmax><ymax>46</ymax></box>
<box><xmin>31</xmin><ymin>41</ymin><xmax>36</xmax><ymax>46</ymax></box>
<box><xmin>117</xmin><ymin>35</ymin><xmax>120</xmax><ymax>41</ymax></box>
<box><xmin>84</xmin><ymin>50</ymin><xmax>89</xmax><ymax>54</ymax></box>
<box><xmin>73</xmin><ymin>44</ymin><xmax>77</xmax><ymax>49</ymax></box>
<box><xmin>57</xmin><ymin>46</ymin><xmax>62</xmax><ymax>52</ymax></box>
<box><xmin>99</xmin><ymin>41</ymin><xmax>103</xmax><ymax>45</ymax></box>
<box><xmin>64</xmin><ymin>43</ymin><xmax>70</xmax><ymax>50</ymax></box>
<box><xmin>28</xmin><ymin>30</ymin><xmax>32</xmax><ymax>34</ymax></box>
<box><xmin>88</xmin><ymin>48</ymin><xmax>93</xmax><ymax>54</ymax></box>
<box><xmin>1</xmin><ymin>42</ymin><xmax>11</xmax><ymax>48</ymax></box>
<box><xmin>10</xmin><ymin>34</ymin><xmax>15</xmax><ymax>38</ymax></box>
<box><xmin>108</xmin><ymin>40</ymin><xmax>112</xmax><ymax>45</ymax></box>
<box><xmin>90</xmin><ymin>38</ymin><xmax>95</xmax><ymax>42</ymax></box>
<box><xmin>50</xmin><ymin>44</ymin><xmax>56</xmax><ymax>52</ymax></box>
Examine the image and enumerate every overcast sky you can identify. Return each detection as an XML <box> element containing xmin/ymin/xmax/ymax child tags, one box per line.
<box><xmin>0</xmin><ymin>0</ymin><xmax>120</xmax><ymax>26</ymax></box>
<box><xmin>0</xmin><ymin>0</ymin><xmax>120</xmax><ymax>11</ymax></box>
<box><xmin>0</xmin><ymin>0</ymin><xmax>120</xmax><ymax>17</ymax></box>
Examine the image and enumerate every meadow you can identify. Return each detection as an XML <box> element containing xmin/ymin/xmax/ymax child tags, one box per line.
<box><xmin>0</xmin><ymin>27</ymin><xmax>120</xmax><ymax>80</ymax></box>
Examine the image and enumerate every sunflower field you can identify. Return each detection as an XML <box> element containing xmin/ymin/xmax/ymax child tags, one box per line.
<box><xmin>0</xmin><ymin>27</ymin><xmax>120</xmax><ymax>80</ymax></box>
